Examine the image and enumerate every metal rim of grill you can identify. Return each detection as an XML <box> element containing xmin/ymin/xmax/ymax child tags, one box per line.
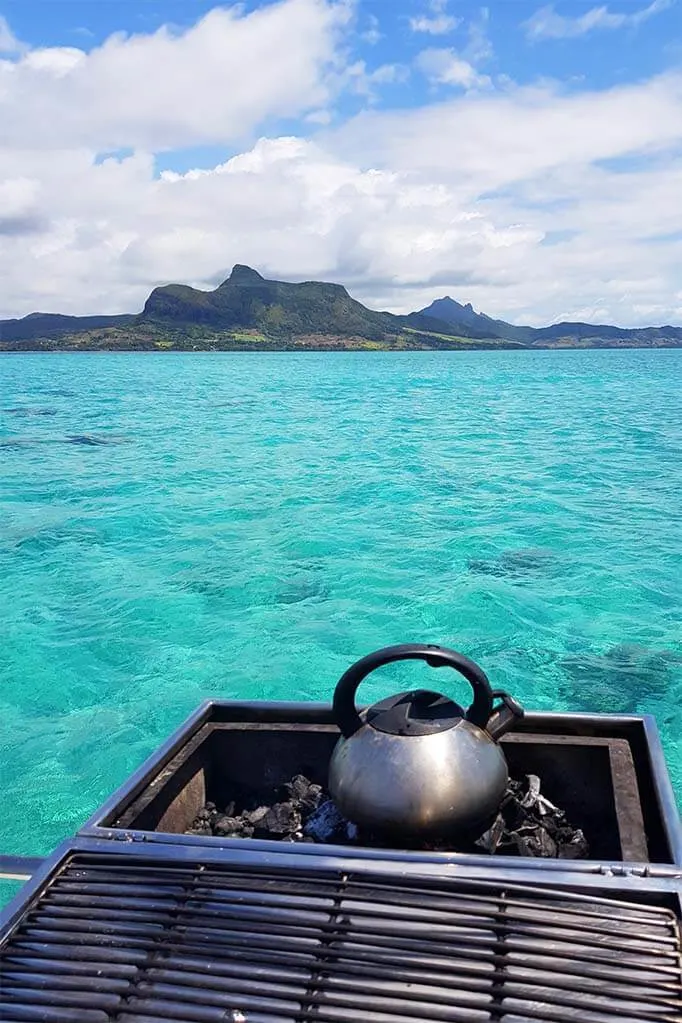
<box><xmin>1</xmin><ymin>852</ymin><xmax>680</xmax><ymax>1023</ymax></box>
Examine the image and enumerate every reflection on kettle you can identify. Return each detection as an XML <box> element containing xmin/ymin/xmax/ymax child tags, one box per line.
<box><xmin>328</xmin><ymin>643</ymin><xmax>524</xmax><ymax>838</ymax></box>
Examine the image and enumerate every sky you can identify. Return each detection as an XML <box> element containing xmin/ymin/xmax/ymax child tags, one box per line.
<box><xmin>0</xmin><ymin>0</ymin><xmax>680</xmax><ymax>326</ymax></box>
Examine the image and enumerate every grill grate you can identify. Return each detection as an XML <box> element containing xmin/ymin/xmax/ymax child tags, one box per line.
<box><xmin>1</xmin><ymin>853</ymin><xmax>680</xmax><ymax>1022</ymax></box>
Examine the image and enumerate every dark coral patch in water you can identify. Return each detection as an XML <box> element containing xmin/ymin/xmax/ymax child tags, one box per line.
<box><xmin>276</xmin><ymin>575</ymin><xmax>328</xmax><ymax>605</ymax></box>
<box><xmin>180</xmin><ymin>578</ymin><xmax>232</xmax><ymax>598</ymax></box>
<box><xmin>2</xmin><ymin>407</ymin><xmax>58</xmax><ymax>417</ymax></box>
<box><xmin>64</xmin><ymin>434</ymin><xmax>127</xmax><ymax>446</ymax></box>
<box><xmin>468</xmin><ymin>547</ymin><xmax>558</xmax><ymax>579</ymax></box>
<box><xmin>559</xmin><ymin>643</ymin><xmax>679</xmax><ymax>714</ymax></box>
<box><xmin>0</xmin><ymin>436</ymin><xmax>41</xmax><ymax>448</ymax></box>
<box><xmin>1</xmin><ymin>433</ymin><xmax>128</xmax><ymax>448</ymax></box>
<box><xmin>12</xmin><ymin>525</ymin><xmax>103</xmax><ymax>555</ymax></box>
<box><xmin>212</xmin><ymin>399</ymin><xmax>259</xmax><ymax>409</ymax></box>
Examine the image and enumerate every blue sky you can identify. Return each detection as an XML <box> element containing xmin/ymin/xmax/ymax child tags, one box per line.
<box><xmin>4</xmin><ymin>0</ymin><xmax>677</xmax><ymax>90</ymax></box>
<box><xmin>0</xmin><ymin>0</ymin><xmax>681</xmax><ymax>324</ymax></box>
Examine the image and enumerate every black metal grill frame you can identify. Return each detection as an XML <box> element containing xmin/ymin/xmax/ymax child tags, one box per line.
<box><xmin>77</xmin><ymin>702</ymin><xmax>682</xmax><ymax>870</ymax></box>
<box><xmin>2</xmin><ymin>841</ymin><xmax>680</xmax><ymax>1023</ymax></box>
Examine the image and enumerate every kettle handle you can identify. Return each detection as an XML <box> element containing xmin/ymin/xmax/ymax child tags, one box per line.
<box><xmin>333</xmin><ymin>643</ymin><xmax>497</xmax><ymax>738</ymax></box>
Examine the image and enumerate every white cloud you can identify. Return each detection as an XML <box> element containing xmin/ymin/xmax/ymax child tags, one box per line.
<box><xmin>305</xmin><ymin>108</ymin><xmax>334</xmax><ymax>125</ymax></box>
<box><xmin>465</xmin><ymin>7</ymin><xmax>494</xmax><ymax>64</ymax></box>
<box><xmin>327</xmin><ymin>73</ymin><xmax>682</xmax><ymax>322</ymax></box>
<box><xmin>367</xmin><ymin>63</ymin><xmax>409</xmax><ymax>85</ymax></box>
<box><xmin>416</xmin><ymin>48</ymin><xmax>491</xmax><ymax>89</ymax></box>
<box><xmin>410</xmin><ymin>14</ymin><xmax>461</xmax><ymax>35</ymax></box>
<box><xmin>415</xmin><ymin>10</ymin><xmax>494</xmax><ymax>92</ymax></box>
<box><xmin>361</xmin><ymin>13</ymin><xmax>382</xmax><ymax>44</ymax></box>
<box><xmin>0</xmin><ymin>0</ymin><xmax>353</xmax><ymax>152</ymax></box>
<box><xmin>333</xmin><ymin>73</ymin><xmax>682</xmax><ymax>186</ymax></box>
<box><xmin>0</xmin><ymin>14</ymin><xmax>23</xmax><ymax>53</ymax></box>
<box><xmin>0</xmin><ymin>5</ymin><xmax>681</xmax><ymax>329</ymax></box>
<box><xmin>409</xmin><ymin>0</ymin><xmax>461</xmax><ymax>35</ymax></box>
<box><xmin>525</xmin><ymin>0</ymin><xmax>672</xmax><ymax>41</ymax></box>
<box><xmin>339</xmin><ymin>59</ymin><xmax>409</xmax><ymax>100</ymax></box>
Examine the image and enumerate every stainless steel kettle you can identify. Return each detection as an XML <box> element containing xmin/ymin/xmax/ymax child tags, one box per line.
<box><xmin>328</xmin><ymin>643</ymin><xmax>524</xmax><ymax>837</ymax></box>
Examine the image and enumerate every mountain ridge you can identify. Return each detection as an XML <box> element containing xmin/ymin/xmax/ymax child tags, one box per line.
<box><xmin>1</xmin><ymin>266</ymin><xmax>680</xmax><ymax>351</ymax></box>
<box><xmin>417</xmin><ymin>295</ymin><xmax>682</xmax><ymax>347</ymax></box>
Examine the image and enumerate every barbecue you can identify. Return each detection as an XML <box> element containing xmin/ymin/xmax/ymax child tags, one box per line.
<box><xmin>2</xmin><ymin>845</ymin><xmax>681</xmax><ymax>1022</ymax></box>
<box><xmin>82</xmin><ymin>642</ymin><xmax>682</xmax><ymax>865</ymax></box>
<box><xmin>2</xmin><ymin>642</ymin><xmax>681</xmax><ymax>1021</ymax></box>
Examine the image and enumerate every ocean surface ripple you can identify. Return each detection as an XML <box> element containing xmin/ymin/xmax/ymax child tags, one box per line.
<box><xmin>1</xmin><ymin>350</ymin><xmax>680</xmax><ymax>864</ymax></box>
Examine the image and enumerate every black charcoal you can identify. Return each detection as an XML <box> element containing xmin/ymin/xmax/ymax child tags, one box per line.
<box><xmin>185</xmin><ymin>770</ymin><xmax>588</xmax><ymax>858</ymax></box>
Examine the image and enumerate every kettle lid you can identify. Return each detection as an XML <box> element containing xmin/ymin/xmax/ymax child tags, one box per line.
<box><xmin>366</xmin><ymin>689</ymin><xmax>464</xmax><ymax>736</ymax></box>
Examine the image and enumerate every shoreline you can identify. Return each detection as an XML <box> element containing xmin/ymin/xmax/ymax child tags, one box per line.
<box><xmin>2</xmin><ymin>343</ymin><xmax>681</xmax><ymax>353</ymax></box>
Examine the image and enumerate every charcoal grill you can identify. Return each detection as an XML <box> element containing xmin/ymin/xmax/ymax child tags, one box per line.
<box><xmin>1</xmin><ymin>839</ymin><xmax>681</xmax><ymax>1022</ymax></box>
<box><xmin>80</xmin><ymin>702</ymin><xmax>682</xmax><ymax>870</ymax></box>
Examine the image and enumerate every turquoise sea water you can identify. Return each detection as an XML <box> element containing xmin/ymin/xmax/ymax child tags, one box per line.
<box><xmin>1</xmin><ymin>350</ymin><xmax>680</xmax><ymax>873</ymax></box>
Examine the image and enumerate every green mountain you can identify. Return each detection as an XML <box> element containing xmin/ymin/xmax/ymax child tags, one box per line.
<box><xmin>418</xmin><ymin>296</ymin><xmax>526</xmax><ymax>342</ymax></box>
<box><xmin>528</xmin><ymin>321</ymin><xmax>682</xmax><ymax>347</ymax></box>
<box><xmin>0</xmin><ymin>311</ymin><xmax>134</xmax><ymax>342</ymax></box>
<box><xmin>1</xmin><ymin>266</ymin><xmax>680</xmax><ymax>351</ymax></box>
<box><xmin>142</xmin><ymin>264</ymin><xmax>503</xmax><ymax>341</ymax></box>
<box><xmin>143</xmin><ymin>264</ymin><xmax>392</xmax><ymax>339</ymax></box>
<box><xmin>418</xmin><ymin>296</ymin><xmax>682</xmax><ymax>348</ymax></box>
<box><xmin>0</xmin><ymin>265</ymin><xmax>509</xmax><ymax>351</ymax></box>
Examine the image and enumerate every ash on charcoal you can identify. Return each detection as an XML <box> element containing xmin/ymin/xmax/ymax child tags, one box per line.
<box><xmin>475</xmin><ymin>774</ymin><xmax>589</xmax><ymax>859</ymax></box>
<box><xmin>285</xmin><ymin>775</ymin><xmax>323</xmax><ymax>809</ymax></box>
<box><xmin>255</xmin><ymin>802</ymin><xmax>301</xmax><ymax>838</ymax></box>
<box><xmin>304</xmin><ymin>800</ymin><xmax>358</xmax><ymax>843</ymax></box>
<box><xmin>185</xmin><ymin>771</ymin><xmax>588</xmax><ymax>858</ymax></box>
<box><xmin>214</xmin><ymin>816</ymin><xmax>250</xmax><ymax>838</ymax></box>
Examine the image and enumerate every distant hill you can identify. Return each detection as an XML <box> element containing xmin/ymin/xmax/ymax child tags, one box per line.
<box><xmin>528</xmin><ymin>321</ymin><xmax>682</xmax><ymax>346</ymax></box>
<box><xmin>417</xmin><ymin>296</ymin><xmax>682</xmax><ymax>349</ymax></box>
<box><xmin>1</xmin><ymin>267</ymin><xmax>680</xmax><ymax>351</ymax></box>
<box><xmin>418</xmin><ymin>296</ymin><xmax>514</xmax><ymax>340</ymax></box>
<box><xmin>0</xmin><ymin>312</ymin><xmax>134</xmax><ymax>342</ymax></box>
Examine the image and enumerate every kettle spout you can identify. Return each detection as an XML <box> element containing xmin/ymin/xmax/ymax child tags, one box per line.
<box><xmin>486</xmin><ymin>691</ymin><xmax>524</xmax><ymax>740</ymax></box>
